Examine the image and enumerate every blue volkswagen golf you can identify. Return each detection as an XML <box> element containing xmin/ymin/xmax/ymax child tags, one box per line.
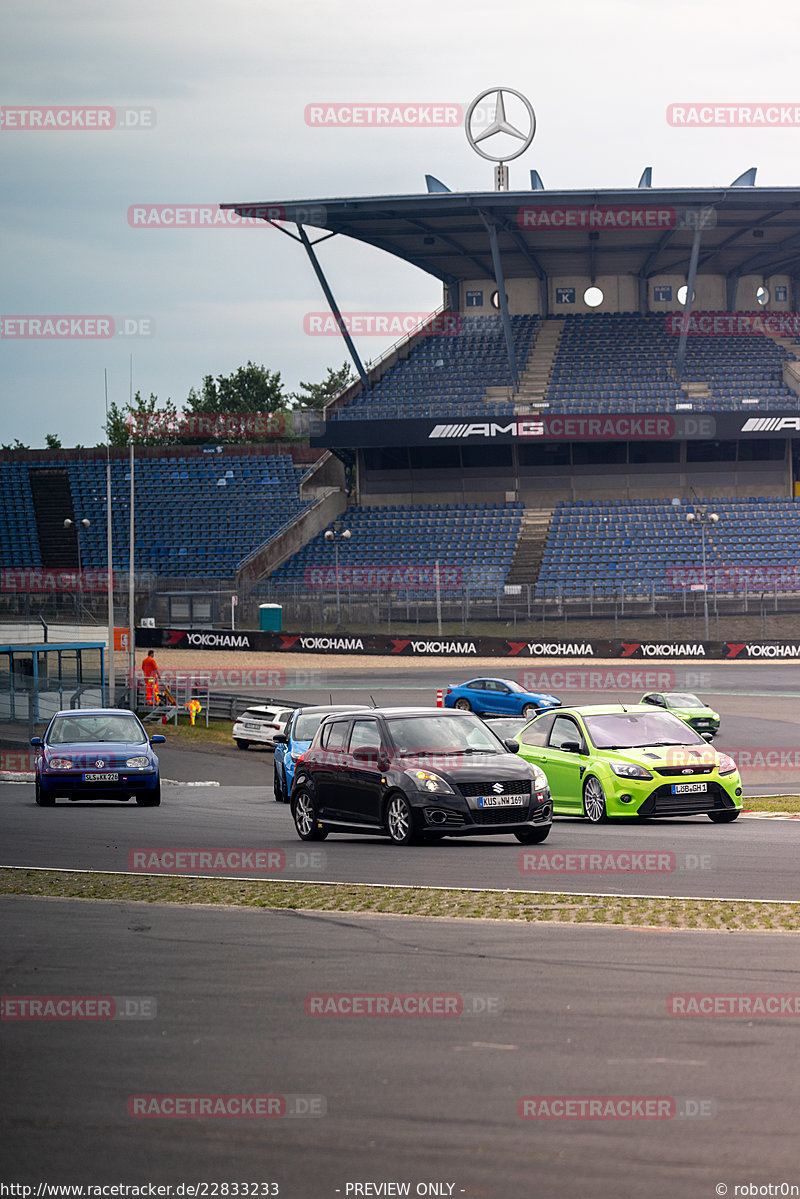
<box><xmin>31</xmin><ymin>709</ymin><xmax>165</xmax><ymax>806</ymax></box>
<box><xmin>273</xmin><ymin>704</ymin><xmax>369</xmax><ymax>803</ymax></box>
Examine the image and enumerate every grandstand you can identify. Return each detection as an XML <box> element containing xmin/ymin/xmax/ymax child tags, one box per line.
<box><xmin>4</xmin><ymin>180</ymin><xmax>800</xmax><ymax>625</ymax></box>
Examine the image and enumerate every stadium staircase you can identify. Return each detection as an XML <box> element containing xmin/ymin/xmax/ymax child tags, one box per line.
<box><xmin>28</xmin><ymin>468</ymin><xmax>76</xmax><ymax>569</ymax></box>
<box><xmin>767</xmin><ymin>330</ymin><xmax>800</xmax><ymax>397</ymax></box>
<box><xmin>485</xmin><ymin>319</ymin><xmax>564</xmax><ymax>410</ymax></box>
<box><xmin>504</xmin><ymin>508</ymin><xmax>554</xmax><ymax>587</ymax></box>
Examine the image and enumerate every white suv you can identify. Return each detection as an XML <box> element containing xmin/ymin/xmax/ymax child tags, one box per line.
<box><xmin>232</xmin><ymin>705</ymin><xmax>294</xmax><ymax>750</ymax></box>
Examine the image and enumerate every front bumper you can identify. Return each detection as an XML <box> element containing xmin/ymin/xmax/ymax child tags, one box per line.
<box><xmin>410</xmin><ymin>786</ymin><xmax>553</xmax><ymax>836</ymax></box>
<box><xmin>601</xmin><ymin>772</ymin><xmax>742</xmax><ymax>819</ymax></box>
<box><xmin>38</xmin><ymin>769</ymin><xmax>159</xmax><ymax>800</ymax></box>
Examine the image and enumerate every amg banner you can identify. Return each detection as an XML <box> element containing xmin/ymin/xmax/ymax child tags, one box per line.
<box><xmin>313</xmin><ymin>411</ymin><xmax>800</xmax><ymax>449</ymax></box>
<box><xmin>135</xmin><ymin>629</ymin><xmax>800</xmax><ymax>659</ymax></box>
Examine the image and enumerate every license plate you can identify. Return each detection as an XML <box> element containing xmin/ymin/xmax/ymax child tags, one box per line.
<box><xmin>671</xmin><ymin>782</ymin><xmax>707</xmax><ymax>794</ymax></box>
<box><xmin>478</xmin><ymin>795</ymin><xmax>525</xmax><ymax>808</ymax></box>
<box><xmin>84</xmin><ymin>773</ymin><xmax>119</xmax><ymax>783</ymax></box>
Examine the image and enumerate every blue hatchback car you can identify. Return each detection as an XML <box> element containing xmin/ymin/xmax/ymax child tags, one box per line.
<box><xmin>31</xmin><ymin>709</ymin><xmax>165</xmax><ymax>806</ymax></box>
<box><xmin>272</xmin><ymin>704</ymin><xmax>369</xmax><ymax>803</ymax></box>
<box><xmin>444</xmin><ymin>678</ymin><xmax>561</xmax><ymax>719</ymax></box>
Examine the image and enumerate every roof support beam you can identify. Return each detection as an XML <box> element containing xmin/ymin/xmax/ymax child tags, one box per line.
<box><xmin>481</xmin><ymin>214</ymin><xmax>519</xmax><ymax>391</ymax></box>
<box><xmin>296</xmin><ymin>223</ymin><xmax>371</xmax><ymax>392</ymax></box>
<box><xmin>675</xmin><ymin>221</ymin><xmax>704</xmax><ymax>383</ymax></box>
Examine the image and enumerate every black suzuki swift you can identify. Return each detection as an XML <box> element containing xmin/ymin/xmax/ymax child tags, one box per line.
<box><xmin>290</xmin><ymin>706</ymin><xmax>553</xmax><ymax>845</ymax></box>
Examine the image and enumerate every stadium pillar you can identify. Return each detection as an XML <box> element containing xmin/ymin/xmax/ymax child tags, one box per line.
<box><xmin>637</xmin><ymin>274</ymin><xmax>648</xmax><ymax>315</ymax></box>
<box><xmin>675</xmin><ymin>220</ymin><xmax>704</xmax><ymax>383</ymax></box>
<box><xmin>296</xmin><ymin>223</ymin><xmax>371</xmax><ymax>391</ymax></box>
<box><xmin>482</xmin><ymin>215</ymin><xmax>519</xmax><ymax>391</ymax></box>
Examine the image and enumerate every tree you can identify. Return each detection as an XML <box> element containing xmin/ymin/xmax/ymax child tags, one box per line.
<box><xmin>290</xmin><ymin>361</ymin><xmax>355</xmax><ymax>410</ymax></box>
<box><xmin>45</xmin><ymin>433</ymin><xmax>62</xmax><ymax>449</ymax></box>
<box><xmin>104</xmin><ymin>392</ymin><xmax>180</xmax><ymax>446</ymax></box>
<box><xmin>1</xmin><ymin>438</ymin><xmax>29</xmax><ymax>450</ymax></box>
<box><xmin>185</xmin><ymin>361</ymin><xmax>286</xmax><ymax>415</ymax></box>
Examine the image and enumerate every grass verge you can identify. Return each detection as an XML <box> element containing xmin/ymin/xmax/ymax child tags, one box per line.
<box><xmin>742</xmin><ymin>796</ymin><xmax>800</xmax><ymax>814</ymax></box>
<box><xmin>1</xmin><ymin>868</ymin><xmax>799</xmax><ymax>932</ymax></box>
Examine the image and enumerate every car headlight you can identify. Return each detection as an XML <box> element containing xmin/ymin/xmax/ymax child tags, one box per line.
<box><xmin>531</xmin><ymin>764</ymin><xmax>549</xmax><ymax>791</ymax></box>
<box><xmin>409</xmin><ymin>770</ymin><xmax>455</xmax><ymax>794</ymax></box>
<box><xmin>126</xmin><ymin>757</ymin><xmax>151</xmax><ymax>769</ymax></box>
<box><xmin>48</xmin><ymin>758</ymin><xmax>73</xmax><ymax>770</ymax></box>
<box><xmin>716</xmin><ymin>753</ymin><xmax>737</xmax><ymax>776</ymax></box>
<box><xmin>610</xmin><ymin>761</ymin><xmax>654</xmax><ymax>780</ymax></box>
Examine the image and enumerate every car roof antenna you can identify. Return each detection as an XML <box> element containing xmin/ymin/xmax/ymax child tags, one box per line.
<box><xmin>369</xmin><ymin>694</ymin><xmax>377</xmax><ymax>708</ymax></box>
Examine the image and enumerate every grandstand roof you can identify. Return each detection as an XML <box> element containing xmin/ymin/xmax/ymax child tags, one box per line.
<box><xmin>221</xmin><ymin>186</ymin><xmax>800</xmax><ymax>284</ymax></box>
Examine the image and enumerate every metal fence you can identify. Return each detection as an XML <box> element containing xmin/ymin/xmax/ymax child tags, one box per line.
<box><xmin>3</xmin><ymin>573</ymin><xmax>799</xmax><ymax>639</ymax></box>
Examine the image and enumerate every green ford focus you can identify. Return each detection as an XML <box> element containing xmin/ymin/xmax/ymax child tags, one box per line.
<box><xmin>515</xmin><ymin>704</ymin><xmax>742</xmax><ymax>823</ymax></box>
<box><xmin>640</xmin><ymin>691</ymin><xmax>720</xmax><ymax>737</ymax></box>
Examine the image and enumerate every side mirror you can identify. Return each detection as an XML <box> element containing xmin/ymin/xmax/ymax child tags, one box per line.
<box><xmin>560</xmin><ymin>740</ymin><xmax>583</xmax><ymax>754</ymax></box>
<box><xmin>150</xmin><ymin>734</ymin><xmax>166</xmax><ymax>744</ymax></box>
<box><xmin>352</xmin><ymin>746</ymin><xmax>380</xmax><ymax>765</ymax></box>
<box><xmin>504</xmin><ymin>739</ymin><xmax>520</xmax><ymax>754</ymax></box>
<box><xmin>273</xmin><ymin>733</ymin><xmax>288</xmax><ymax>745</ymax></box>
<box><xmin>701</xmin><ymin>732</ymin><xmax>714</xmax><ymax>743</ymax></box>
<box><xmin>30</xmin><ymin>736</ymin><xmax>42</xmax><ymax>746</ymax></box>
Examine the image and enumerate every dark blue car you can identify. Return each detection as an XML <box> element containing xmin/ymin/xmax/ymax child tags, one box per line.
<box><xmin>273</xmin><ymin>704</ymin><xmax>369</xmax><ymax>803</ymax></box>
<box><xmin>31</xmin><ymin>709</ymin><xmax>165</xmax><ymax>806</ymax></box>
<box><xmin>444</xmin><ymin>678</ymin><xmax>561</xmax><ymax>719</ymax></box>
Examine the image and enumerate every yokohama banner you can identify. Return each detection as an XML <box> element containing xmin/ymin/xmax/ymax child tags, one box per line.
<box><xmin>135</xmin><ymin>629</ymin><xmax>800</xmax><ymax>660</ymax></box>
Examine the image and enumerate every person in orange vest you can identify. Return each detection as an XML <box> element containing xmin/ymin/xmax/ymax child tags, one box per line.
<box><xmin>142</xmin><ymin>652</ymin><xmax>160</xmax><ymax>705</ymax></box>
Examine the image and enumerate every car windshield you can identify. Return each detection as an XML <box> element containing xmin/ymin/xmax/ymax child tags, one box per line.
<box><xmin>663</xmin><ymin>693</ymin><xmax>704</xmax><ymax>708</ymax></box>
<box><xmin>49</xmin><ymin>714</ymin><xmax>146</xmax><ymax>744</ymax></box>
<box><xmin>386</xmin><ymin>714</ymin><xmax>504</xmax><ymax>755</ymax></box>
<box><xmin>583</xmin><ymin>711</ymin><xmax>705</xmax><ymax>750</ymax></box>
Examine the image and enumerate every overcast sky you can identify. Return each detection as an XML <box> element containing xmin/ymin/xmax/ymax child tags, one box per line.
<box><xmin>2</xmin><ymin>0</ymin><xmax>799</xmax><ymax>448</ymax></box>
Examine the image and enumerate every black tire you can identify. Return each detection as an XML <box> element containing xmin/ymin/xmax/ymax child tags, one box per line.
<box><xmin>273</xmin><ymin>766</ymin><xmax>286</xmax><ymax>803</ymax></box>
<box><xmin>136</xmin><ymin>783</ymin><xmax>161</xmax><ymax>807</ymax></box>
<box><xmin>292</xmin><ymin>788</ymin><xmax>328</xmax><ymax>841</ymax></box>
<box><xmin>514</xmin><ymin>826</ymin><xmax>550</xmax><ymax>844</ymax></box>
<box><xmin>385</xmin><ymin>793</ymin><xmax>419</xmax><ymax>845</ymax></box>
<box><xmin>582</xmin><ymin>777</ymin><xmax>608</xmax><ymax>824</ymax></box>
<box><xmin>521</xmin><ymin>703</ymin><xmax>538</xmax><ymax>719</ymax></box>
<box><xmin>454</xmin><ymin>698</ymin><xmax>472</xmax><ymax>712</ymax></box>
<box><xmin>236</xmin><ymin>739</ymin><xmax>250</xmax><ymax>750</ymax></box>
<box><xmin>708</xmin><ymin>809</ymin><xmax>740</xmax><ymax>823</ymax></box>
<box><xmin>35</xmin><ymin>778</ymin><xmax>55</xmax><ymax>807</ymax></box>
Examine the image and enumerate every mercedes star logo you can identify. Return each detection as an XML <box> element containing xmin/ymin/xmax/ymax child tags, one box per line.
<box><xmin>465</xmin><ymin>87</ymin><xmax>536</xmax><ymax>163</ymax></box>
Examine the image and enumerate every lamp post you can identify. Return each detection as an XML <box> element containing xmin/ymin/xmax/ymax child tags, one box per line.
<box><xmin>324</xmin><ymin>525</ymin><xmax>351</xmax><ymax>626</ymax></box>
<box><xmin>686</xmin><ymin>506</ymin><xmax>719</xmax><ymax>640</ymax></box>
<box><xmin>64</xmin><ymin>517</ymin><xmax>91</xmax><ymax>575</ymax></box>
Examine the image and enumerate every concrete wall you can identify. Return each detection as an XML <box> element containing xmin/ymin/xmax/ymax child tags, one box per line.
<box><xmin>236</xmin><ymin>489</ymin><xmax>347</xmax><ymax>583</ymax></box>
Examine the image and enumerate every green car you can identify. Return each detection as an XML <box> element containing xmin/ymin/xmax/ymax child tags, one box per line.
<box><xmin>640</xmin><ymin>691</ymin><xmax>720</xmax><ymax>737</ymax></box>
<box><xmin>516</xmin><ymin>704</ymin><xmax>742</xmax><ymax>823</ymax></box>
